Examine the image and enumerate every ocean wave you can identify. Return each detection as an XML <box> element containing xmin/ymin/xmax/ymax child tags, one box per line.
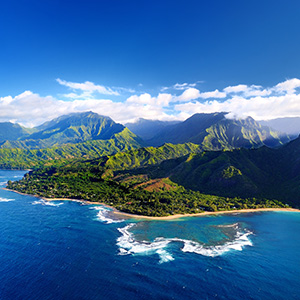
<box><xmin>117</xmin><ymin>224</ymin><xmax>174</xmax><ymax>263</ymax></box>
<box><xmin>32</xmin><ymin>200</ymin><xmax>64</xmax><ymax>207</ymax></box>
<box><xmin>215</xmin><ymin>222</ymin><xmax>239</xmax><ymax>228</ymax></box>
<box><xmin>181</xmin><ymin>231</ymin><xmax>253</xmax><ymax>257</ymax></box>
<box><xmin>0</xmin><ymin>197</ymin><xmax>15</xmax><ymax>202</ymax></box>
<box><xmin>91</xmin><ymin>206</ymin><xmax>124</xmax><ymax>224</ymax></box>
<box><xmin>0</xmin><ymin>181</ymin><xmax>7</xmax><ymax>186</ymax></box>
<box><xmin>116</xmin><ymin>222</ymin><xmax>253</xmax><ymax>263</ymax></box>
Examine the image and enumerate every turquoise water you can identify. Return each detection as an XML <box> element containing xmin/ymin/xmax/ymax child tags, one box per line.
<box><xmin>0</xmin><ymin>170</ymin><xmax>299</xmax><ymax>299</ymax></box>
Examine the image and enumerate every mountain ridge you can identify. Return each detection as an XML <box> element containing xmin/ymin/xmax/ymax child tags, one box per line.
<box><xmin>133</xmin><ymin>112</ymin><xmax>290</xmax><ymax>149</ymax></box>
<box><xmin>0</xmin><ymin>111</ymin><xmax>142</xmax><ymax>150</ymax></box>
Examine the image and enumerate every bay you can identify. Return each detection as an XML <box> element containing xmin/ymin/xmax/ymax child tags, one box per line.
<box><xmin>0</xmin><ymin>170</ymin><xmax>299</xmax><ymax>300</ymax></box>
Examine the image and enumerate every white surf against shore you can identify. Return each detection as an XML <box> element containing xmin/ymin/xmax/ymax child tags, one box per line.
<box><xmin>0</xmin><ymin>197</ymin><xmax>15</xmax><ymax>202</ymax></box>
<box><xmin>91</xmin><ymin>206</ymin><xmax>125</xmax><ymax>224</ymax></box>
<box><xmin>116</xmin><ymin>222</ymin><xmax>253</xmax><ymax>263</ymax></box>
<box><xmin>32</xmin><ymin>200</ymin><xmax>64</xmax><ymax>207</ymax></box>
<box><xmin>117</xmin><ymin>224</ymin><xmax>175</xmax><ymax>263</ymax></box>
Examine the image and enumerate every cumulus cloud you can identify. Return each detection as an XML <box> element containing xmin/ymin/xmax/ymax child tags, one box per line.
<box><xmin>2</xmin><ymin>78</ymin><xmax>300</xmax><ymax>127</ymax></box>
<box><xmin>224</xmin><ymin>84</ymin><xmax>271</xmax><ymax>97</ymax></box>
<box><xmin>0</xmin><ymin>90</ymin><xmax>175</xmax><ymax>127</ymax></box>
<box><xmin>177</xmin><ymin>88</ymin><xmax>226</xmax><ymax>101</ymax></box>
<box><xmin>177</xmin><ymin>88</ymin><xmax>200</xmax><ymax>101</ymax></box>
<box><xmin>175</xmin><ymin>93</ymin><xmax>300</xmax><ymax>120</ymax></box>
<box><xmin>274</xmin><ymin>78</ymin><xmax>300</xmax><ymax>94</ymax></box>
<box><xmin>126</xmin><ymin>93</ymin><xmax>172</xmax><ymax>107</ymax></box>
<box><xmin>199</xmin><ymin>89</ymin><xmax>226</xmax><ymax>99</ymax></box>
<box><xmin>223</xmin><ymin>84</ymin><xmax>249</xmax><ymax>94</ymax></box>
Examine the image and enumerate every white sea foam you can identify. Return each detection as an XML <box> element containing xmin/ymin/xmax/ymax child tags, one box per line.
<box><xmin>181</xmin><ymin>231</ymin><xmax>253</xmax><ymax>257</ymax></box>
<box><xmin>0</xmin><ymin>181</ymin><xmax>7</xmax><ymax>186</ymax></box>
<box><xmin>116</xmin><ymin>222</ymin><xmax>253</xmax><ymax>262</ymax></box>
<box><xmin>32</xmin><ymin>200</ymin><xmax>63</xmax><ymax>207</ymax></box>
<box><xmin>91</xmin><ymin>206</ymin><xmax>124</xmax><ymax>224</ymax></box>
<box><xmin>117</xmin><ymin>224</ymin><xmax>174</xmax><ymax>263</ymax></box>
<box><xmin>0</xmin><ymin>197</ymin><xmax>15</xmax><ymax>202</ymax></box>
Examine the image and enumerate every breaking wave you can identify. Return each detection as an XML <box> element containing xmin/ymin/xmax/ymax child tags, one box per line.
<box><xmin>116</xmin><ymin>222</ymin><xmax>253</xmax><ymax>263</ymax></box>
<box><xmin>181</xmin><ymin>231</ymin><xmax>253</xmax><ymax>257</ymax></box>
<box><xmin>91</xmin><ymin>206</ymin><xmax>124</xmax><ymax>224</ymax></box>
<box><xmin>32</xmin><ymin>200</ymin><xmax>64</xmax><ymax>207</ymax></box>
<box><xmin>0</xmin><ymin>197</ymin><xmax>15</xmax><ymax>202</ymax></box>
<box><xmin>117</xmin><ymin>224</ymin><xmax>174</xmax><ymax>263</ymax></box>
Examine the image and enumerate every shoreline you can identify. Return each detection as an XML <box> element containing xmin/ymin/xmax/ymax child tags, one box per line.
<box><xmin>112</xmin><ymin>207</ymin><xmax>300</xmax><ymax>220</ymax></box>
<box><xmin>4</xmin><ymin>188</ymin><xmax>300</xmax><ymax>220</ymax></box>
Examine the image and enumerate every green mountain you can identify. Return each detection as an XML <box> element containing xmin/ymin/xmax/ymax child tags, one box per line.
<box><xmin>1</xmin><ymin>111</ymin><xmax>141</xmax><ymax>150</ymax></box>
<box><xmin>111</xmin><ymin>135</ymin><xmax>300</xmax><ymax>207</ymax></box>
<box><xmin>8</xmin><ymin>140</ymin><xmax>286</xmax><ymax>216</ymax></box>
<box><xmin>146</xmin><ymin>112</ymin><xmax>290</xmax><ymax>149</ymax></box>
<box><xmin>0</xmin><ymin>127</ymin><xmax>143</xmax><ymax>169</ymax></box>
<box><xmin>9</xmin><ymin>136</ymin><xmax>300</xmax><ymax>217</ymax></box>
<box><xmin>0</xmin><ymin>122</ymin><xmax>34</xmax><ymax>143</ymax></box>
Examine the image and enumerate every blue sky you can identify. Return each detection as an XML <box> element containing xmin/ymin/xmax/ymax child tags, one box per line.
<box><xmin>1</xmin><ymin>0</ymin><xmax>300</xmax><ymax>126</ymax></box>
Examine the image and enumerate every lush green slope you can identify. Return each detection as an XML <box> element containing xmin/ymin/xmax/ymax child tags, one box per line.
<box><xmin>5</xmin><ymin>113</ymin><xmax>298</xmax><ymax>216</ymax></box>
<box><xmin>0</xmin><ymin>128</ymin><xmax>143</xmax><ymax>169</ymax></box>
<box><xmin>9</xmin><ymin>138</ymin><xmax>297</xmax><ymax>216</ymax></box>
<box><xmin>0</xmin><ymin>111</ymin><xmax>137</xmax><ymax>149</ymax></box>
<box><xmin>103</xmin><ymin>142</ymin><xmax>203</xmax><ymax>170</ymax></box>
<box><xmin>7</xmin><ymin>160</ymin><xmax>284</xmax><ymax>217</ymax></box>
<box><xmin>112</xmin><ymin>136</ymin><xmax>300</xmax><ymax>207</ymax></box>
<box><xmin>146</xmin><ymin>112</ymin><xmax>290</xmax><ymax>149</ymax></box>
<box><xmin>0</xmin><ymin>122</ymin><xmax>35</xmax><ymax>143</ymax></box>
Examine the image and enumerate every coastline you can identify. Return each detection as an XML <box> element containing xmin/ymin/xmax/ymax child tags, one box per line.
<box><xmin>112</xmin><ymin>207</ymin><xmax>300</xmax><ymax>220</ymax></box>
<box><xmin>4</xmin><ymin>187</ymin><xmax>300</xmax><ymax>220</ymax></box>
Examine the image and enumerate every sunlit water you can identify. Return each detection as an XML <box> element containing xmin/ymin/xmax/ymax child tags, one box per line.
<box><xmin>0</xmin><ymin>170</ymin><xmax>299</xmax><ymax>300</ymax></box>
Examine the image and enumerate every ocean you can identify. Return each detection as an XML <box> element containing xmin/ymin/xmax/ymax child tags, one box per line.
<box><xmin>0</xmin><ymin>170</ymin><xmax>299</xmax><ymax>300</ymax></box>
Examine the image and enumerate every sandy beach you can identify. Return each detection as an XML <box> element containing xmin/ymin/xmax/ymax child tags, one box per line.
<box><xmin>112</xmin><ymin>207</ymin><xmax>300</xmax><ymax>220</ymax></box>
<box><xmin>4</xmin><ymin>187</ymin><xmax>299</xmax><ymax>220</ymax></box>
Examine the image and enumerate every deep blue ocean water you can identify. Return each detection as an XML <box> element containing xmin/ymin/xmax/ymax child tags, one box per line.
<box><xmin>0</xmin><ymin>170</ymin><xmax>299</xmax><ymax>300</ymax></box>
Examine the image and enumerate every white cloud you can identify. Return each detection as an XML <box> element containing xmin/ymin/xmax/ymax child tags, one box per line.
<box><xmin>56</xmin><ymin>78</ymin><xmax>120</xmax><ymax>96</ymax></box>
<box><xmin>2</xmin><ymin>78</ymin><xmax>300</xmax><ymax>128</ymax></box>
<box><xmin>224</xmin><ymin>84</ymin><xmax>249</xmax><ymax>93</ymax></box>
<box><xmin>178</xmin><ymin>88</ymin><xmax>201</xmax><ymax>101</ymax></box>
<box><xmin>199</xmin><ymin>89</ymin><xmax>226</xmax><ymax>99</ymax></box>
<box><xmin>161</xmin><ymin>81</ymin><xmax>203</xmax><ymax>91</ymax></box>
<box><xmin>126</xmin><ymin>93</ymin><xmax>172</xmax><ymax>107</ymax></box>
<box><xmin>175</xmin><ymin>93</ymin><xmax>300</xmax><ymax>120</ymax></box>
<box><xmin>177</xmin><ymin>88</ymin><xmax>226</xmax><ymax>101</ymax></box>
<box><xmin>173</xmin><ymin>83</ymin><xmax>197</xmax><ymax>90</ymax></box>
<box><xmin>0</xmin><ymin>90</ymin><xmax>175</xmax><ymax>127</ymax></box>
<box><xmin>224</xmin><ymin>84</ymin><xmax>271</xmax><ymax>97</ymax></box>
<box><xmin>274</xmin><ymin>78</ymin><xmax>300</xmax><ymax>94</ymax></box>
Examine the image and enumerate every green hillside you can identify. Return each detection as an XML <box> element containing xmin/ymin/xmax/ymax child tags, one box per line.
<box><xmin>9</xmin><ymin>137</ymin><xmax>299</xmax><ymax>216</ymax></box>
<box><xmin>0</xmin><ymin>122</ymin><xmax>35</xmax><ymax>143</ymax></box>
<box><xmin>8</xmin><ymin>156</ymin><xmax>284</xmax><ymax>217</ymax></box>
<box><xmin>108</xmin><ymin>136</ymin><xmax>300</xmax><ymax>207</ymax></box>
<box><xmin>0</xmin><ymin>128</ymin><xmax>143</xmax><ymax>169</ymax></box>
<box><xmin>146</xmin><ymin>112</ymin><xmax>290</xmax><ymax>149</ymax></box>
<box><xmin>0</xmin><ymin>111</ymin><xmax>136</xmax><ymax>149</ymax></box>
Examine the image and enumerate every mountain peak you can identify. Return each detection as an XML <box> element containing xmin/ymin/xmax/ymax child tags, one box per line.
<box><xmin>145</xmin><ymin>112</ymin><xmax>289</xmax><ymax>149</ymax></box>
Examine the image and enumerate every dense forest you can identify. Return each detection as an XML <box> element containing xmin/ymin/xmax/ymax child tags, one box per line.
<box><xmin>3</xmin><ymin>112</ymin><xmax>299</xmax><ymax>217</ymax></box>
<box><xmin>7</xmin><ymin>162</ymin><xmax>285</xmax><ymax>216</ymax></box>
